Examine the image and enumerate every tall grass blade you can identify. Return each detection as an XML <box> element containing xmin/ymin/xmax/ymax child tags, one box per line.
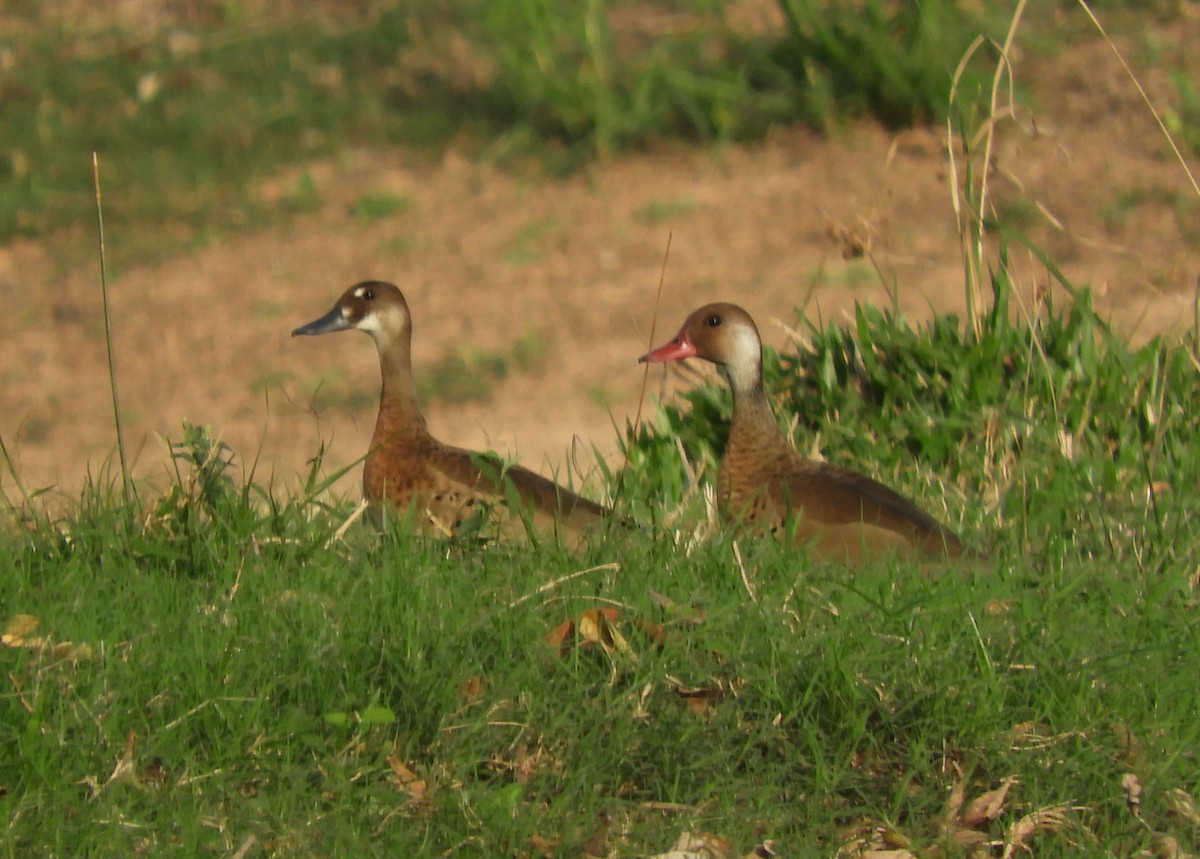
<box><xmin>611</xmin><ymin>231</ymin><xmax>672</xmax><ymax>519</ymax></box>
<box><xmin>92</xmin><ymin>152</ymin><xmax>132</xmax><ymax>505</ymax></box>
<box><xmin>0</xmin><ymin>430</ymin><xmax>40</xmax><ymax>525</ymax></box>
<box><xmin>1076</xmin><ymin>0</ymin><xmax>1200</xmax><ymax>201</ymax></box>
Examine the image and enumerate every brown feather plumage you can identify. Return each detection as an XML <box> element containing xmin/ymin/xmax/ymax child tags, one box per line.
<box><xmin>642</xmin><ymin>302</ymin><xmax>964</xmax><ymax>562</ymax></box>
<box><xmin>294</xmin><ymin>280</ymin><xmax>610</xmax><ymax>547</ymax></box>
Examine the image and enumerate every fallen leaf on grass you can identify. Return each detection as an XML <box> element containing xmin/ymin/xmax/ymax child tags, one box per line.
<box><xmin>962</xmin><ymin>777</ymin><xmax>1016</xmax><ymax>829</ymax></box>
<box><xmin>938</xmin><ymin>775</ymin><xmax>1016</xmax><ymax>849</ymax></box>
<box><xmin>835</xmin><ymin>822</ymin><xmax>915</xmax><ymax>858</ymax></box>
<box><xmin>579</xmin><ymin>609</ymin><xmax>631</xmax><ymax>654</ymax></box>
<box><xmin>512</xmin><ymin>743</ymin><xmax>547</xmax><ymax>784</ymax></box>
<box><xmin>458</xmin><ymin>674</ymin><xmax>487</xmax><ymax>706</ymax></box>
<box><xmin>633</xmin><ymin>617</ymin><xmax>668</xmax><ymax>648</ymax></box>
<box><xmin>104</xmin><ymin>730</ymin><xmax>139</xmax><ymax>791</ymax></box>
<box><xmin>944</xmin><ymin>776</ymin><xmax>966</xmax><ymax>822</ymax></box>
<box><xmin>1115</xmin><ymin>722</ymin><xmax>1145</xmax><ymax>767</ymax></box>
<box><xmin>1124</xmin><ymin>772</ymin><xmax>1144</xmax><ymax>820</ymax></box>
<box><xmin>666</xmin><ymin>675</ymin><xmax>740</xmax><ymax>717</ymax></box>
<box><xmin>1009</xmin><ymin>721</ymin><xmax>1081</xmax><ymax>751</ymax></box>
<box><xmin>1001</xmin><ymin>804</ymin><xmax>1076</xmax><ymax>859</ymax></box>
<box><xmin>3</xmin><ymin>613</ymin><xmax>95</xmax><ymax>663</ymax></box>
<box><xmin>385</xmin><ymin>755</ymin><xmax>427</xmax><ymax>802</ymax></box>
<box><xmin>1144</xmin><ymin>832</ymin><xmax>1191</xmax><ymax>859</ymax></box>
<box><xmin>545</xmin><ymin>608</ymin><xmax>634</xmax><ymax>660</ymax></box>
<box><xmin>1163</xmin><ymin>787</ymin><xmax>1200</xmax><ymax>824</ymax></box>
<box><xmin>2</xmin><ymin>614</ymin><xmax>39</xmax><ymax>643</ymax></box>
<box><xmin>527</xmin><ymin>833</ymin><xmax>559</xmax><ymax>858</ymax></box>
<box><xmin>649</xmin><ymin>830</ymin><xmax>732</xmax><ymax>859</ymax></box>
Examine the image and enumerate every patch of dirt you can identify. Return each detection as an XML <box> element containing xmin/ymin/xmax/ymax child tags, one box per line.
<box><xmin>2</xmin><ymin>30</ymin><xmax>1199</xmax><ymax>505</ymax></box>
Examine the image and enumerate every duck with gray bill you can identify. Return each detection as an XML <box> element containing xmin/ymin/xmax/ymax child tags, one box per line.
<box><xmin>293</xmin><ymin>280</ymin><xmax>612</xmax><ymax>546</ymax></box>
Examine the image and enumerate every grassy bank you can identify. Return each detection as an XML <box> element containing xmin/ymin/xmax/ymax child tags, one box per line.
<box><xmin>5</xmin><ymin>258</ymin><xmax>1200</xmax><ymax>855</ymax></box>
<box><xmin>3</xmin><ymin>1</ymin><xmax>1192</xmax><ymax>267</ymax></box>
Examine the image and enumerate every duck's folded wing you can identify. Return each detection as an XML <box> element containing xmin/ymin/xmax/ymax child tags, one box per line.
<box><xmin>422</xmin><ymin>445</ymin><xmax>611</xmax><ymax>534</ymax></box>
<box><xmin>775</xmin><ymin>462</ymin><xmax>963</xmax><ymax>555</ymax></box>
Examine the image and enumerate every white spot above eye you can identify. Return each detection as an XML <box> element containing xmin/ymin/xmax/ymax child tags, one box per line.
<box><xmin>353</xmin><ymin>285</ymin><xmax>368</xmax><ymax>299</ymax></box>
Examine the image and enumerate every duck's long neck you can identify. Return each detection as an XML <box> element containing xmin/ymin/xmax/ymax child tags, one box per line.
<box><xmin>718</xmin><ymin>356</ymin><xmax>791</xmax><ymax>508</ymax></box>
<box><xmin>374</xmin><ymin>332</ymin><xmax>428</xmax><ymax>446</ymax></box>
<box><xmin>724</xmin><ymin>362</ymin><xmax>781</xmax><ymax>452</ymax></box>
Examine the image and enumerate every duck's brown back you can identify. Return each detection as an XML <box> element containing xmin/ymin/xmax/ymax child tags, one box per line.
<box><xmin>719</xmin><ymin>424</ymin><xmax>963</xmax><ymax>561</ymax></box>
<box><xmin>365</xmin><ymin>432</ymin><xmax>610</xmax><ymax>547</ymax></box>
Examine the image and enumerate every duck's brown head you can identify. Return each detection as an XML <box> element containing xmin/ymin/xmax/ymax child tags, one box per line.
<box><xmin>292</xmin><ymin>280</ymin><xmax>412</xmax><ymax>348</ymax></box>
<box><xmin>639</xmin><ymin>302</ymin><xmax>763</xmax><ymax>392</ymax></box>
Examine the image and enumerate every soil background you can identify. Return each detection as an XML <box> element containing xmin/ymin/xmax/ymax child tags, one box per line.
<box><xmin>2</xmin><ymin>26</ymin><xmax>1199</xmax><ymax>506</ymax></box>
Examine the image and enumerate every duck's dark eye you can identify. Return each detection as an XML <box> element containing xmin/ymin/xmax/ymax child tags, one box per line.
<box><xmin>363</xmin><ymin>287</ymin><xmax>375</xmax><ymax>301</ymax></box>
<box><xmin>704</xmin><ymin>314</ymin><xmax>722</xmax><ymax>328</ymax></box>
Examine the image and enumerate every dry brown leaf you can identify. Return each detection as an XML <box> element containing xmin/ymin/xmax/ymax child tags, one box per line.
<box><xmin>1163</xmin><ymin>787</ymin><xmax>1200</xmax><ymax>824</ymax></box>
<box><xmin>951</xmin><ymin>828</ymin><xmax>990</xmax><ymax>849</ymax></box>
<box><xmin>2</xmin><ymin>614</ymin><xmax>39</xmax><ymax>644</ymax></box>
<box><xmin>1116</xmin><ymin>723</ymin><xmax>1145</xmax><ymax>767</ymax></box>
<box><xmin>105</xmin><ymin>729</ymin><xmax>139</xmax><ymax>789</ymax></box>
<box><xmin>577</xmin><ymin>608</ymin><xmax>628</xmax><ymax>654</ymax></box>
<box><xmin>457</xmin><ymin>674</ymin><xmax>486</xmax><ymax>705</ymax></box>
<box><xmin>528</xmin><ymin>833</ymin><xmax>559</xmax><ymax>857</ymax></box>
<box><xmin>1149</xmin><ymin>832</ymin><xmax>1185</xmax><ymax>859</ymax></box>
<box><xmin>650</xmin><ymin>830</ymin><xmax>732</xmax><ymax>859</ymax></box>
<box><xmin>1002</xmin><ymin>805</ymin><xmax>1072</xmax><ymax>858</ymax></box>
<box><xmin>633</xmin><ymin>618</ymin><xmax>668</xmax><ymax>648</ymax></box>
<box><xmin>547</xmin><ymin>608</ymin><xmax>632</xmax><ymax>658</ymax></box>
<box><xmin>1124</xmin><ymin>772</ymin><xmax>1144</xmax><ymax>819</ymax></box>
<box><xmin>837</xmin><ymin>823</ymin><xmax>914</xmax><ymax>858</ymax></box>
<box><xmin>385</xmin><ymin>754</ymin><xmax>427</xmax><ymax>801</ymax></box>
<box><xmin>513</xmin><ymin>744</ymin><xmax>546</xmax><ymax>784</ymax></box>
<box><xmin>544</xmin><ymin>618</ymin><xmax>575</xmax><ymax>654</ymax></box>
<box><xmin>684</xmin><ymin>696</ymin><xmax>713</xmax><ymax>717</ymax></box>
<box><xmin>962</xmin><ymin>777</ymin><xmax>1016</xmax><ymax>829</ymax></box>
<box><xmin>743</xmin><ymin>840</ymin><xmax>777</xmax><ymax>858</ymax></box>
<box><xmin>944</xmin><ymin>776</ymin><xmax>967</xmax><ymax>822</ymax></box>
<box><xmin>2</xmin><ymin>614</ymin><xmax>95</xmax><ymax>664</ymax></box>
<box><xmin>668</xmin><ymin>677</ymin><xmax>730</xmax><ymax>717</ymax></box>
<box><xmin>985</xmin><ymin>599</ymin><xmax>1013</xmax><ymax>615</ymax></box>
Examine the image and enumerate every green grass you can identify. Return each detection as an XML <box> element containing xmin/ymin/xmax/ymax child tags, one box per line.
<box><xmin>4</xmin><ymin>371</ymin><xmax>1200</xmax><ymax>856</ymax></box>
<box><xmin>6</xmin><ymin>3</ymin><xmax>1200</xmax><ymax>855</ymax></box>
<box><xmin>7</xmin><ymin>249</ymin><xmax>1200</xmax><ymax>854</ymax></box>
<box><xmin>350</xmin><ymin>192</ymin><xmax>413</xmax><ymax>222</ymax></box>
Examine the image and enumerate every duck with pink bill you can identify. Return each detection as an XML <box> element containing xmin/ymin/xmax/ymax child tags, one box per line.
<box><xmin>640</xmin><ymin>302</ymin><xmax>965</xmax><ymax>562</ymax></box>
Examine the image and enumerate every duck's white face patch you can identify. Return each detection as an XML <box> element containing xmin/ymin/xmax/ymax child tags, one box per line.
<box><xmin>722</xmin><ymin>322</ymin><xmax>762</xmax><ymax>391</ymax></box>
<box><xmin>358</xmin><ymin>304</ymin><xmax>407</xmax><ymax>346</ymax></box>
<box><xmin>352</xmin><ymin>285</ymin><xmax>371</xmax><ymax>300</ymax></box>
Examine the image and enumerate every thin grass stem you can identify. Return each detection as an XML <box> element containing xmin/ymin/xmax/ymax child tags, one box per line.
<box><xmin>92</xmin><ymin>152</ymin><xmax>132</xmax><ymax>505</ymax></box>
<box><xmin>1076</xmin><ymin>0</ymin><xmax>1200</xmax><ymax>202</ymax></box>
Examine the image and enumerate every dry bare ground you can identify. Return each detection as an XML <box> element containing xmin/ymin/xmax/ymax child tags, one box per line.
<box><xmin>2</xmin><ymin>29</ymin><xmax>1199</xmax><ymax>505</ymax></box>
